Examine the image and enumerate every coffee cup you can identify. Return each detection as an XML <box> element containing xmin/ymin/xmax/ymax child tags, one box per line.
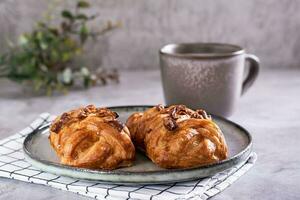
<box><xmin>159</xmin><ymin>43</ymin><xmax>260</xmax><ymax>117</ymax></box>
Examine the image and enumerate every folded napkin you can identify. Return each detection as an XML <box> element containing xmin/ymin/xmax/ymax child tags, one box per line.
<box><xmin>0</xmin><ymin>113</ymin><xmax>256</xmax><ymax>200</ymax></box>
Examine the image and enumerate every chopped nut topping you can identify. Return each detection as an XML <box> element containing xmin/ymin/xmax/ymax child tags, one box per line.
<box><xmin>191</xmin><ymin>112</ymin><xmax>203</xmax><ymax>119</ymax></box>
<box><xmin>157</xmin><ymin>104</ymin><xmax>212</xmax><ymax>131</ymax></box>
<box><xmin>194</xmin><ymin>109</ymin><xmax>211</xmax><ymax>119</ymax></box>
<box><xmin>107</xmin><ymin>120</ymin><xmax>124</xmax><ymax>132</ymax></box>
<box><xmin>51</xmin><ymin>112</ymin><xmax>71</xmax><ymax>133</ymax></box>
<box><xmin>61</xmin><ymin>112</ymin><xmax>70</xmax><ymax>121</ymax></box>
<box><xmin>50</xmin><ymin>121</ymin><xmax>63</xmax><ymax>133</ymax></box>
<box><xmin>51</xmin><ymin>105</ymin><xmax>120</xmax><ymax>134</ymax></box>
<box><xmin>164</xmin><ymin>117</ymin><xmax>178</xmax><ymax>131</ymax></box>
<box><xmin>155</xmin><ymin>104</ymin><xmax>164</xmax><ymax>111</ymax></box>
<box><xmin>113</xmin><ymin>112</ymin><xmax>119</xmax><ymax>118</ymax></box>
<box><xmin>84</xmin><ymin>104</ymin><xmax>95</xmax><ymax>113</ymax></box>
<box><xmin>78</xmin><ymin>111</ymin><xmax>88</xmax><ymax>119</ymax></box>
<box><xmin>170</xmin><ymin>106</ymin><xmax>177</xmax><ymax>118</ymax></box>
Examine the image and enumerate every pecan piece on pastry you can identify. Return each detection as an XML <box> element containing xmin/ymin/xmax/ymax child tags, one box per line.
<box><xmin>126</xmin><ymin>104</ymin><xmax>228</xmax><ymax>169</ymax></box>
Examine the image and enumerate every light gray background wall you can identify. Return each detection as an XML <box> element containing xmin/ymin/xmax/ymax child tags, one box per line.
<box><xmin>0</xmin><ymin>0</ymin><xmax>300</xmax><ymax>70</ymax></box>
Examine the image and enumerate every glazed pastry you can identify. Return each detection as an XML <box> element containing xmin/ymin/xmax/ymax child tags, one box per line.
<box><xmin>49</xmin><ymin>105</ymin><xmax>135</xmax><ymax>170</ymax></box>
<box><xmin>126</xmin><ymin>104</ymin><xmax>228</xmax><ymax>169</ymax></box>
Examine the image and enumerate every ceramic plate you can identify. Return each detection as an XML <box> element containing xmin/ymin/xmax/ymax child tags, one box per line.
<box><xmin>23</xmin><ymin>105</ymin><xmax>252</xmax><ymax>184</ymax></box>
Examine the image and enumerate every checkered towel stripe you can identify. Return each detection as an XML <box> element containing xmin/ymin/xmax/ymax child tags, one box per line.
<box><xmin>0</xmin><ymin>113</ymin><xmax>257</xmax><ymax>200</ymax></box>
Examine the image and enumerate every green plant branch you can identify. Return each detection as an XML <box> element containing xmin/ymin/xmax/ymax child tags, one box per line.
<box><xmin>0</xmin><ymin>0</ymin><xmax>119</xmax><ymax>95</ymax></box>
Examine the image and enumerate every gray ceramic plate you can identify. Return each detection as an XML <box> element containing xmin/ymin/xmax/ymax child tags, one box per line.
<box><xmin>23</xmin><ymin>105</ymin><xmax>252</xmax><ymax>184</ymax></box>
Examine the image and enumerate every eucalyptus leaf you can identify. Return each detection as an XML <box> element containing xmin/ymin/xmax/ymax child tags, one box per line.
<box><xmin>40</xmin><ymin>42</ymin><xmax>48</xmax><ymax>50</ymax></box>
<box><xmin>76</xmin><ymin>14</ymin><xmax>88</xmax><ymax>20</ymax></box>
<box><xmin>83</xmin><ymin>76</ymin><xmax>90</xmax><ymax>88</ymax></box>
<box><xmin>51</xmin><ymin>49</ymin><xmax>59</xmax><ymax>61</ymax></box>
<box><xmin>39</xmin><ymin>64</ymin><xmax>48</xmax><ymax>72</ymax></box>
<box><xmin>81</xmin><ymin>67</ymin><xmax>90</xmax><ymax>76</ymax></box>
<box><xmin>18</xmin><ymin>35</ymin><xmax>28</xmax><ymax>46</ymax></box>
<box><xmin>62</xmin><ymin>52</ymin><xmax>71</xmax><ymax>62</ymax></box>
<box><xmin>62</xmin><ymin>68</ymin><xmax>72</xmax><ymax>84</ymax></box>
<box><xmin>77</xmin><ymin>1</ymin><xmax>90</xmax><ymax>8</ymax></box>
<box><xmin>61</xmin><ymin>10</ymin><xmax>73</xmax><ymax>19</ymax></box>
<box><xmin>79</xmin><ymin>24</ymin><xmax>88</xmax><ymax>43</ymax></box>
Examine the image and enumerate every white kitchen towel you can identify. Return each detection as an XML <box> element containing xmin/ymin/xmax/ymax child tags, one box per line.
<box><xmin>0</xmin><ymin>113</ymin><xmax>256</xmax><ymax>200</ymax></box>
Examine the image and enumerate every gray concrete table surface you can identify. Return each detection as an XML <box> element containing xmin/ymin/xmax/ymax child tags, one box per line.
<box><xmin>0</xmin><ymin>68</ymin><xmax>299</xmax><ymax>200</ymax></box>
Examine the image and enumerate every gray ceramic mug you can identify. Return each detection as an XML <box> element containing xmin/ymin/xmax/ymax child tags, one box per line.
<box><xmin>159</xmin><ymin>43</ymin><xmax>260</xmax><ymax>117</ymax></box>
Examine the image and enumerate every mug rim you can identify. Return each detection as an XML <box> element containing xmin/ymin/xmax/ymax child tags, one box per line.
<box><xmin>160</xmin><ymin>43</ymin><xmax>245</xmax><ymax>58</ymax></box>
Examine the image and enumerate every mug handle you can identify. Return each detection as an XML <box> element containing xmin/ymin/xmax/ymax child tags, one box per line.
<box><xmin>241</xmin><ymin>54</ymin><xmax>260</xmax><ymax>95</ymax></box>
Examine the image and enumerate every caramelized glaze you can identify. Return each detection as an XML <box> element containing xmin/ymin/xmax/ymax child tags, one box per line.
<box><xmin>126</xmin><ymin>105</ymin><xmax>228</xmax><ymax>169</ymax></box>
<box><xmin>49</xmin><ymin>105</ymin><xmax>135</xmax><ymax>170</ymax></box>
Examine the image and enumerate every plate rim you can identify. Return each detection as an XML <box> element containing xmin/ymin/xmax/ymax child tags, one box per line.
<box><xmin>23</xmin><ymin>105</ymin><xmax>252</xmax><ymax>179</ymax></box>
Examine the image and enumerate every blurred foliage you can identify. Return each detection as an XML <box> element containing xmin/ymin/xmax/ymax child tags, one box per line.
<box><xmin>0</xmin><ymin>0</ymin><xmax>120</xmax><ymax>95</ymax></box>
